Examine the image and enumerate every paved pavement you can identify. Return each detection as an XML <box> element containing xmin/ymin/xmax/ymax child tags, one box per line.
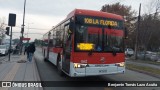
<box><xmin>35</xmin><ymin>48</ymin><xmax>160</xmax><ymax>90</ymax></box>
<box><xmin>0</xmin><ymin>54</ymin><xmax>43</xmax><ymax>90</ymax></box>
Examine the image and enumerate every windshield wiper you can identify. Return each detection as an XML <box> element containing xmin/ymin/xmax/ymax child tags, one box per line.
<box><xmin>88</xmin><ymin>50</ymin><xmax>93</xmax><ymax>56</ymax></box>
<box><xmin>111</xmin><ymin>46</ymin><xmax>117</xmax><ymax>56</ymax></box>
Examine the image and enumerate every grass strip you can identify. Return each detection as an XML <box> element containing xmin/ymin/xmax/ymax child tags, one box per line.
<box><xmin>126</xmin><ymin>64</ymin><xmax>160</xmax><ymax>75</ymax></box>
<box><xmin>138</xmin><ymin>60</ymin><xmax>160</xmax><ymax>66</ymax></box>
<box><xmin>129</xmin><ymin>59</ymin><xmax>160</xmax><ymax>66</ymax></box>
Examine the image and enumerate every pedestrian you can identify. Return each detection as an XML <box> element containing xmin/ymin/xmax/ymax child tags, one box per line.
<box><xmin>27</xmin><ymin>42</ymin><xmax>36</xmax><ymax>62</ymax></box>
<box><xmin>24</xmin><ymin>46</ymin><xmax>27</xmax><ymax>55</ymax></box>
<box><xmin>15</xmin><ymin>44</ymin><xmax>19</xmax><ymax>54</ymax></box>
<box><xmin>25</xmin><ymin>45</ymin><xmax>29</xmax><ymax>60</ymax></box>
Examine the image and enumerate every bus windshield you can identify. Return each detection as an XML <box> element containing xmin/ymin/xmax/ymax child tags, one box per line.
<box><xmin>104</xmin><ymin>29</ymin><xmax>124</xmax><ymax>52</ymax></box>
<box><xmin>75</xmin><ymin>25</ymin><xmax>102</xmax><ymax>51</ymax></box>
<box><xmin>75</xmin><ymin>24</ymin><xmax>124</xmax><ymax>52</ymax></box>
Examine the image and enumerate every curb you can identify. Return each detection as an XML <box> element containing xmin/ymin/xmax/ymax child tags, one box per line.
<box><xmin>33</xmin><ymin>57</ymin><xmax>41</xmax><ymax>81</ymax></box>
<box><xmin>33</xmin><ymin>56</ymin><xmax>44</xmax><ymax>90</ymax></box>
<box><xmin>34</xmin><ymin>56</ymin><xmax>41</xmax><ymax>81</ymax></box>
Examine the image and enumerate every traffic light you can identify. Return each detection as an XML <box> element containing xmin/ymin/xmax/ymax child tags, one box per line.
<box><xmin>6</xmin><ymin>27</ymin><xmax>10</xmax><ymax>36</ymax></box>
<box><xmin>8</xmin><ymin>13</ymin><xmax>16</xmax><ymax>26</ymax></box>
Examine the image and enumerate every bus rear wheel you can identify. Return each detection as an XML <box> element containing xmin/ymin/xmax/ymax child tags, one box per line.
<box><xmin>44</xmin><ymin>57</ymin><xmax>48</xmax><ymax>62</ymax></box>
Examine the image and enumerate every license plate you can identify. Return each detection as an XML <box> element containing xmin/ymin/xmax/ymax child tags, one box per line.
<box><xmin>95</xmin><ymin>64</ymin><xmax>108</xmax><ymax>67</ymax></box>
<box><xmin>99</xmin><ymin>70</ymin><xmax>107</xmax><ymax>73</ymax></box>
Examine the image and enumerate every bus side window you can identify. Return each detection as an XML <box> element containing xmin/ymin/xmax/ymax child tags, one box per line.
<box><xmin>55</xmin><ymin>31</ymin><xmax>62</xmax><ymax>47</ymax></box>
<box><xmin>64</xmin><ymin>25</ymin><xmax>70</xmax><ymax>43</ymax></box>
<box><xmin>56</xmin><ymin>38</ymin><xmax>62</xmax><ymax>47</ymax></box>
<box><xmin>53</xmin><ymin>39</ymin><xmax>61</xmax><ymax>47</ymax></box>
<box><xmin>53</xmin><ymin>38</ymin><xmax>56</xmax><ymax>47</ymax></box>
<box><xmin>49</xmin><ymin>40</ymin><xmax>53</xmax><ymax>47</ymax></box>
<box><xmin>52</xmin><ymin>33</ymin><xmax>56</xmax><ymax>47</ymax></box>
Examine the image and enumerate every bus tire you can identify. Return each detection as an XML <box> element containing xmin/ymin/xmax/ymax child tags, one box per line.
<box><xmin>57</xmin><ymin>56</ymin><xmax>63</xmax><ymax>76</ymax></box>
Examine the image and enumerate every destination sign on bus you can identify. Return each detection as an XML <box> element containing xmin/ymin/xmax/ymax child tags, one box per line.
<box><xmin>77</xmin><ymin>43</ymin><xmax>94</xmax><ymax>50</ymax></box>
<box><xmin>84</xmin><ymin>18</ymin><xmax>118</xmax><ymax>27</ymax></box>
<box><xmin>76</xmin><ymin>15</ymin><xmax>122</xmax><ymax>28</ymax></box>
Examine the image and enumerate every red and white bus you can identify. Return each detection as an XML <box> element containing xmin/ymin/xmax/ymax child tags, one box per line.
<box><xmin>42</xmin><ymin>9</ymin><xmax>127</xmax><ymax>77</ymax></box>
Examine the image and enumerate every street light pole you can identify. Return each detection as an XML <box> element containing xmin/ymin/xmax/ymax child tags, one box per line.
<box><xmin>20</xmin><ymin>0</ymin><xmax>26</xmax><ymax>55</ymax></box>
<box><xmin>8</xmin><ymin>26</ymin><xmax>12</xmax><ymax>61</ymax></box>
<box><xmin>27</xmin><ymin>23</ymin><xmax>29</xmax><ymax>38</ymax></box>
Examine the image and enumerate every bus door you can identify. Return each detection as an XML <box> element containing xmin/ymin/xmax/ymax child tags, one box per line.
<box><xmin>62</xmin><ymin>24</ymin><xmax>72</xmax><ymax>74</ymax></box>
<box><xmin>47</xmin><ymin>32</ymin><xmax>51</xmax><ymax>60</ymax></box>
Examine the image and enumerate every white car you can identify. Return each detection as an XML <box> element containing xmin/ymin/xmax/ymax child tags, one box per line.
<box><xmin>125</xmin><ymin>48</ymin><xmax>134</xmax><ymax>57</ymax></box>
<box><xmin>0</xmin><ymin>45</ymin><xmax>9</xmax><ymax>55</ymax></box>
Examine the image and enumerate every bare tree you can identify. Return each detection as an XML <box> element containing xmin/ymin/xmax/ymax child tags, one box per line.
<box><xmin>139</xmin><ymin>0</ymin><xmax>160</xmax><ymax>60</ymax></box>
<box><xmin>0</xmin><ymin>17</ymin><xmax>6</xmax><ymax>44</ymax></box>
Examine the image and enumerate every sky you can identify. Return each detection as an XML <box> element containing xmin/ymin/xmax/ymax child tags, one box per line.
<box><xmin>0</xmin><ymin>0</ymin><xmax>151</xmax><ymax>41</ymax></box>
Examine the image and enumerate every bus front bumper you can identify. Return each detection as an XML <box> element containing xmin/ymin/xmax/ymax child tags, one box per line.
<box><xmin>70</xmin><ymin>62</ymin><xmax>125</xmax><ymax>77</ymax></box>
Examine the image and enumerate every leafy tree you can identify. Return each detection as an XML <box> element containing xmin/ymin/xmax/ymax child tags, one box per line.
<box><xmin>34</xmin><ymin>39</ymin><xmax>43</xmax><ymax>46</ymax></box>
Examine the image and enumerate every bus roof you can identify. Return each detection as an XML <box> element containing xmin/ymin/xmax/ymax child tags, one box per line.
<box><xmin>44</xmin><ymin>9</ymin><xmax>124</xmax><ymax>36</ymax></box>
<box><xmin>56</xmin><ymin>9</ymin><xmax>124</xmax><ymax>29</ymax></box>
<box><xmin>67</xmin><ymin>9</ymin><xmax>124</xmax><ymax>20</ymax></box>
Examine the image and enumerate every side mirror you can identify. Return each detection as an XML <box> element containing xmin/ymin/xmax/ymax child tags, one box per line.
<box><xmin>124</xmin><ymin>27</ymin><xmax>128</xmax><ymax>39</ymax></box>
<box><xmin>69</xmin><ymin>18</ymin><xmax>74</xmax><ymax>33</ymax></box>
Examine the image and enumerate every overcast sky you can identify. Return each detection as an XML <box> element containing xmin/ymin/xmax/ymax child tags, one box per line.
<box><xmin>0</xmin><ymin>0</ymin><xmax>151</xmax><ymax>41</ymax></box>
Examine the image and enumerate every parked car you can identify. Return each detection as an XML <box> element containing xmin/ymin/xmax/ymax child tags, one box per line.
<box><xmin>150</xmin><ymin>52</ymin><xmax>159</xmax><ymax>61</ymax></box>
<box><xmin>0</xmin><ymin>45</ymin><xmax>9</xmax><ymax>55</ymax></box>
<box><xmin>137</xmin><ymin>51</ymin><xmax>160</xmax><ymax>61</ymax></box>
<box><xmin>125</xmin><ymin>48</ymin><xmax>134</xmax><ymax>57</ymax></box>
<box><xmin>137</xmin><ymin>52</ymin><xmax>151</xmax><ymax>60</ymax></box>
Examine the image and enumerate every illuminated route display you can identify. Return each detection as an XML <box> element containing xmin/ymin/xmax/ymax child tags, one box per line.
<box><xmin>76</xmin><ymin>15</ymin><xmax>123</xmax><ymax>29</ymax></box>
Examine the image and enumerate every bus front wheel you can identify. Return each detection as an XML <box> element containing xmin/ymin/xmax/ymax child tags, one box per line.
<box><xmin>44</xmin><ymin>57</ymin><xmax>48</xmax><ymax>62</ymax></box>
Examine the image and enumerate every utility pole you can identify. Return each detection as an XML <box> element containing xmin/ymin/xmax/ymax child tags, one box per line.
<box><xmin>8</xmin><ymin>27</ymin><xmax>13</xmax><ymax>61</ymax></box>
<box><xmin>20</xmin><ymin>0</ymin><xmax>26</xmax><ymax>55</ymax></box>
<box><xmin>135</xmin><ymin>3</ymin><xmax>141</xmax><ymax>60</ymax></box>
<box><xmin>27</xmin><ymin>23</ymin><xmax>34</xmax><ymax>38</ymax></box>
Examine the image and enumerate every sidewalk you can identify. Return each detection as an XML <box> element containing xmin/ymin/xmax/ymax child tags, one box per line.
<box><xmin>0</xmin><ymin>54</ymin><xmax>43</xmax><ymax>90</ymax></box>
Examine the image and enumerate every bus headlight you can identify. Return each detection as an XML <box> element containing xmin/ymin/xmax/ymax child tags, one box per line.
<box><xmin>74</xmin><ymin>63</ymin><xmax>87</xmax><ymax>68</ymax></box>
<box><xmin>116</xmin><ymin>62</ymin><xmax>125</xmax><ymax>67</ymax></box>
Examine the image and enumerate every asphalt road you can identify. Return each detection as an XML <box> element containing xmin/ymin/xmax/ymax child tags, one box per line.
<box><xmin>34</xmin><ymin>48</ymin><xmax>160</xmax><ymax>90</ymax></box>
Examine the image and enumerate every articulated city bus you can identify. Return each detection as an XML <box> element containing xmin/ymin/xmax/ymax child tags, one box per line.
<box><xmin>42</xmin><ymin>9</ymin><xmax>127</xmax><ymax>77</ymax></box>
